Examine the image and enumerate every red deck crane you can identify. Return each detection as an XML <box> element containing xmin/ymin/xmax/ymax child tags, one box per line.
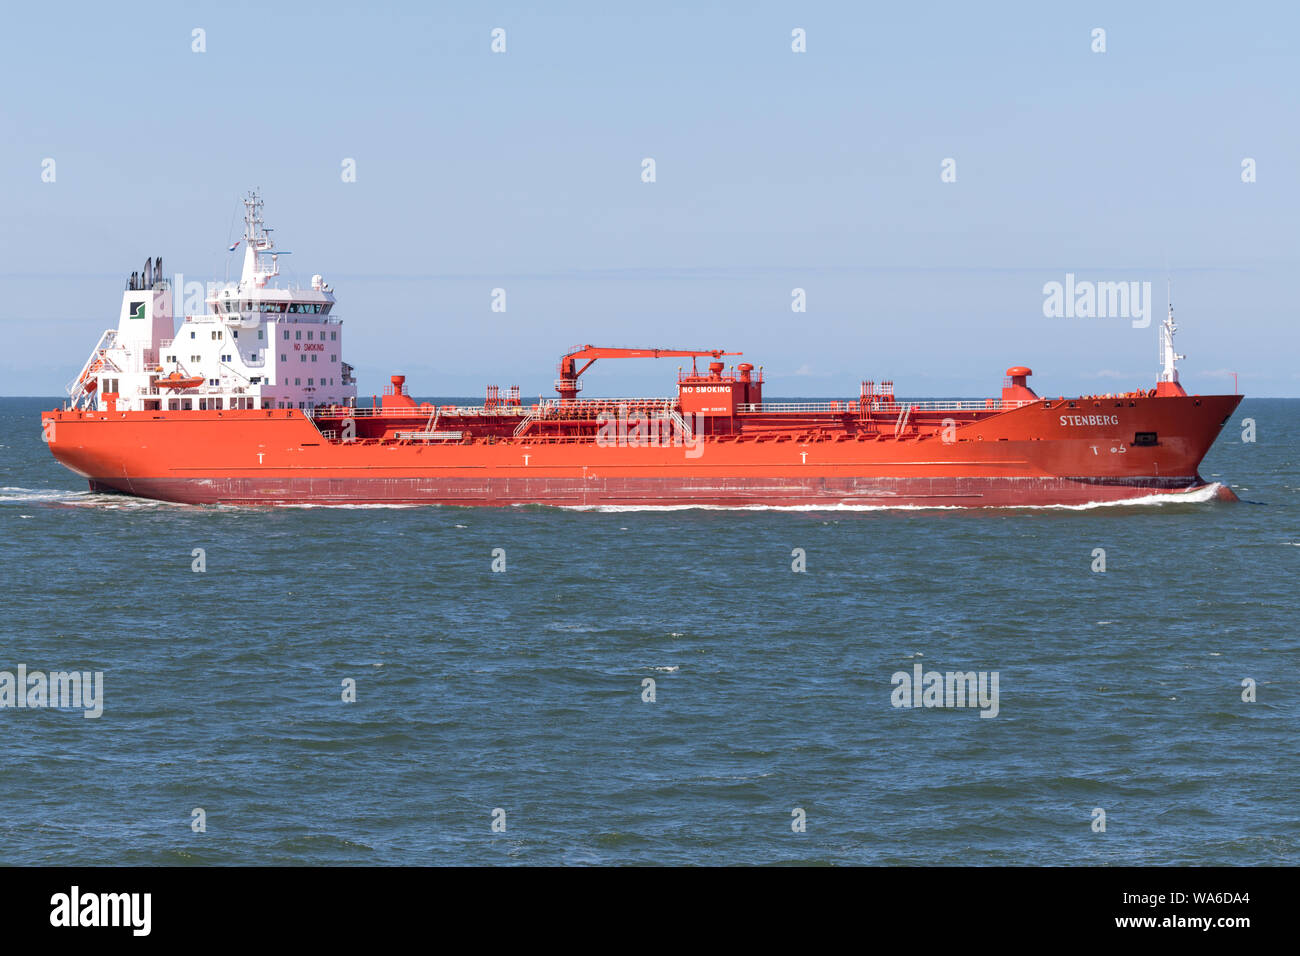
<box><xmin>555</xmin><ymin>345</ymin><xmax>741</xmax><ymax>401</ymax></box>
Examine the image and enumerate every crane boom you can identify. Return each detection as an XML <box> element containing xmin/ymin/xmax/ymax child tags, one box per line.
<box><xmin>555</xmin><ymin>345</ymin><xmax>741</xmax><ymax>400</ymax></box>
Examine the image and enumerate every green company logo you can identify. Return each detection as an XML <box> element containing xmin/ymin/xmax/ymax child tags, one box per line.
<box><xmin>129</xmin><ymin>300</ymin><xmax>146</xmax><ymax>319</ymax></box>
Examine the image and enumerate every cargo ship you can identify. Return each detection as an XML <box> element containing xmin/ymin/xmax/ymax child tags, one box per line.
<box><xmin>44</xmin><ymin>193</ymin><xmax>1241</xmax><ymax>508</ymax></box>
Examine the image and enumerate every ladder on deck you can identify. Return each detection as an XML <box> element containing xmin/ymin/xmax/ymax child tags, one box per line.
<box><xmin>893</xmin><ymin>404</ymin><xmax>912</xmax><ymax>438</ymax></box>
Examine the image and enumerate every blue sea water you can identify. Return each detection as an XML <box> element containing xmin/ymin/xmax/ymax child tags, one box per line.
<box><xmin>0</xmin><ymin>396</ymin><xmax>1295</xmax><ymax>865</ymax></box>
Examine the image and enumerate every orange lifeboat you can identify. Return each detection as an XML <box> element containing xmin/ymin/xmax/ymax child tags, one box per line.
<box><xmin>155</xmin><ymin>372</ymin><xmax>204</xmax><ymax>391</ymax></box>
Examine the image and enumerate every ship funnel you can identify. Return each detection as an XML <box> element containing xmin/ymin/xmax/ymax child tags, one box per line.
<box><xmin>390</xmin><ymin>374</ymin><xmax>406</xmax><ymax>394</ymax></box>
<box><xmin>143</xmin><ymin>257</ymin><xmax>152</xmax><ymax>288</ymax></box>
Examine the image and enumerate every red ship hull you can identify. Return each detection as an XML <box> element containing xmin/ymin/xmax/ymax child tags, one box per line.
<box><xmin>45</xmin><ymin>393</ymin><xmax>1242</xmax><ymax>508</ymax></box>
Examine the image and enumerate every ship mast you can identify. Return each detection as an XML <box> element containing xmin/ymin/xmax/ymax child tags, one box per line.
<box><xmin>1159</xmin><ymin>289</ymin><xmax>1184</xmax><ymax>385</ymax></box>
<box><xmin>240</xmin><ymin>190</ymin><xmax>280</xmax><ymax>289</ymax></box>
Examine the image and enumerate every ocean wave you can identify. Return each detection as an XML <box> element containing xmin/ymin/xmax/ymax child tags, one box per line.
<box><xmin>0</xmin><ymin>482</ymin><xmax>1229</xmax><ymax>512</ymax></box>
<box><xmin>565</xmin><ymin>483</ymin><xmax>1229</xmax><ymax>513</ymax></box>
<box><xmin>0</xmin><ymin>486</ymin><xmax>198</xmax><ymax>510</ymax></box>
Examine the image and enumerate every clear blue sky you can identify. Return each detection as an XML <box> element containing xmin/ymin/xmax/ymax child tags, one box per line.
<box><xmin>2</xmin><ymin>1</ymin><xmax>1296</xmax><ymax>397</ymax></box>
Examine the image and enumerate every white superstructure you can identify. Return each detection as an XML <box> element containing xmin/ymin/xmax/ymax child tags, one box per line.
<box><xmin>68</xmin><ymin>191</ymin><xmax>357</xmax><ymax>412</ymax></box>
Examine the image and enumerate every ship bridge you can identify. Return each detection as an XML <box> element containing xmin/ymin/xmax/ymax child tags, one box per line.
<box><xmin>67</xmin><ymin>191</ymin><xmax>358</xmax><ymax>414</ymax></box>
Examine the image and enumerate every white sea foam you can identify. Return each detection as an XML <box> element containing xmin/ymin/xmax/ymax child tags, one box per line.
<box><xmin>2</xmin><ymin>482</ymin><xmax>1229</xmax><ymax>512</ymax></box>
<box><xmin>280</xmin><ymin>502</ymin><xmax>425</xmax><ymax>509</ymax></box>
<box><xmin>0</xmin><ymin>486</ymin><xmax>171</xmax><ymax>508</ymax></box>
<box><xmin>0</xmin><ymin>487</ymin><xmax>80</xmax><ymax>502</ymax></box>
<box><xmin>564</xmin><ymin>483</ymin><xmax>1228</xmax><ymax>513</ymax></box>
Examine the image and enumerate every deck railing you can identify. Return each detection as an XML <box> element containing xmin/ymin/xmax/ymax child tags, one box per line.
<box><xmin>307</xmin><ymin>396</ymin><xmax>1041</xmax><ymax>420</ymax></box>
<box><xmin>737</xmin><ymin>399</ymin><xmax>1039</xmax><ymax>414</ymax></box>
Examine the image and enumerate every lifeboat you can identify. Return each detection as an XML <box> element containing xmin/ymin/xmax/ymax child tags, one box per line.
<box><xmin>155</xmin><ymin>372</ymin><xmax>204</xmax><ymax>391</ymax></box>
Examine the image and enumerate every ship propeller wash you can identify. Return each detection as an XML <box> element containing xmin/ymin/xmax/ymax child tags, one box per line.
<box><xmin>45</xmin><ymin>194</ymin><xmax>1242</xmax><ymax>507</ymax></box>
